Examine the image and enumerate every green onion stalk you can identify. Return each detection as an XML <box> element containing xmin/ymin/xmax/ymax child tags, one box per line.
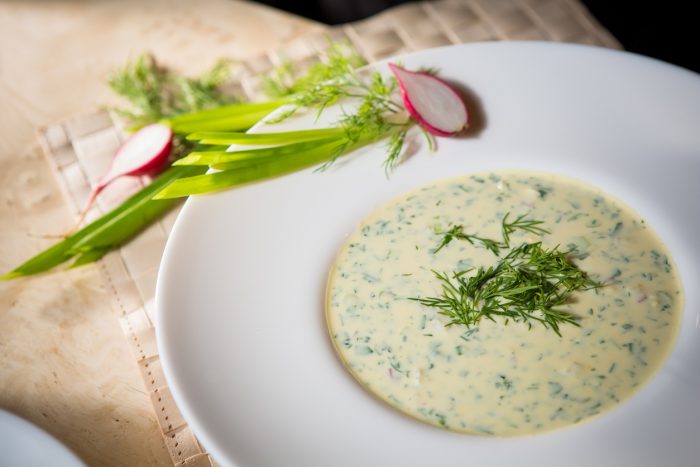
<box><xmin>2</xmin><ymin>44</ymin><xmax>419</xmax><ymax>279</ymax></box>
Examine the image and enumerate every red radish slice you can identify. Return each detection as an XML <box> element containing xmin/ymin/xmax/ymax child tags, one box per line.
<box><xmin>388</xmin><ymin>63</ymin><xmax>468</xmax><ymax>136</ymax></box>
<box><xmin>71</xmin><ymin>123</ymin><xmax>173</xmax><ymax>230</ymax></box>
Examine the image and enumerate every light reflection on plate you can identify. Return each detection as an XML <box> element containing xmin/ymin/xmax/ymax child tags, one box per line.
<box><xmin>0</xmin><ymin>410</ymin><xmax>84</xmax><ymax>467</ymax></box>
<box><xmin>156</xmin><ymin>42</ymin><xmax>700</xmax><ymax>467</ymax></box>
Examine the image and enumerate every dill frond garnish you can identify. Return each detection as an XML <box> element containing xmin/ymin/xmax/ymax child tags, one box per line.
<box><xmin>265</xmin><ymin>42</ymin><xmax>411</xmax><ymax>171</ymax></box>
<box><xmin>262</xmin><ymin>41</ymin><xmax>367</xmax><ymax>99</ymax></box>
<box><xmin>415</xmin><ymin>214</ymin><xmax>599</xmax><ymax>336</ymax></box>
<box><xmin>433</xmin><ymin>225</ymin><xmax>502</xmax><ymax>255</ymax></box>
<box><xmin>501</xmin><ymin>212</ymin><xmax>550</xmax><ymax>247</ymax></box>
<box><xmin>109</xmin><ymin>54</ymin><xmax>237</xmax><ymax>129</ymax></box>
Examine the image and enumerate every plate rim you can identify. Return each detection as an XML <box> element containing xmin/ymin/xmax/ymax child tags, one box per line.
<box><xmin>155</xmin><ymin>41</ymin><xmax>700</xmax><ymax>467</ymax></box>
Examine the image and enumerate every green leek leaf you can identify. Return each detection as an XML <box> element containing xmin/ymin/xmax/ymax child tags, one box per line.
<box><xmin>186</xmin><ymin>127</ymin><xmax>346</xmax><ymax>145</ymax></box>
<box><xmin>168</xmin><ymin>110</ymin><xmax>275</xmax><ymax>133</ymax></box>
<box><xmin>165</xmin><ymin>99</ymin><xmax>288</xmax><ymax>124</ymax></box>
<box><xmin>174</xmin><ymin>137</ymin><xmax>343</xmax><ymax>166</ymax></box>
<box><xmin>1</xmin><ymin>166</ymin><xmax>206</xmax><ymax>280</ymax></box>
<box><xmin>154</xmin><ymin>139</ymin><xmax>351</xmax><ymax>199</ymax></box>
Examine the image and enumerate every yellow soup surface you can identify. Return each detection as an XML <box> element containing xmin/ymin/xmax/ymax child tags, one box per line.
<box><xmin>325</xmin><ymin>171</ymin><xmax>683</xmax><ymax>436</ymax></box>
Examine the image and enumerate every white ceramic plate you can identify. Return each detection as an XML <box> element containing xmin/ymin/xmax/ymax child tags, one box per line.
<box><xmin>156</xmin><ymin>42</ymin><xmax>700</xmax><ymax>467</ymax></box>
<box><xmin>0</xmin><ymin>410</ymin><xmax>85</xmax><ymax>467</ymax></box>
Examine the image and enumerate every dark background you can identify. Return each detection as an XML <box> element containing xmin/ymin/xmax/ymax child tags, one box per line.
<box><xmin>583</xmin><ymin>0</ymin><xmax>697</xmax><ymax>73</ymax></box>
<box><xmin>258</xmin><ymin>0</ymin><xmax>699</xmax><ymax>74</ymax></box>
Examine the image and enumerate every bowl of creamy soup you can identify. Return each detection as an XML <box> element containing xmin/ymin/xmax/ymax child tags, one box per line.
<box><xmin>326</xmin><ymin>170</ymin><xmax>682</xmax><ymax>436</ymax></box>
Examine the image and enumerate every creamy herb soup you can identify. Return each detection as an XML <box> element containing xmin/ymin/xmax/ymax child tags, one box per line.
<box><xmin>325</xmin><ymin>171</ymin><xmax>682</xmax><ymax>435</ymax></box>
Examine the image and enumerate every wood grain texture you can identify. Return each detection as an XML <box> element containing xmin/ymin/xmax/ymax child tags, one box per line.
<box><xmin>0</xmin><ymin>1</ymin><xmax>321</xmax><ymax>466</ymax></box>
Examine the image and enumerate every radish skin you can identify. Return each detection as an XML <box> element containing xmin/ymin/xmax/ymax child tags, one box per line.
<box><xmin>388</xmin><ymin>63</ymin><xmax>468</xmax><ymax>136</ymax></box>
<box><xmin>71</xmin><ymin>124</ymin><xmax>173</xmax><ymax>230</ymax></box>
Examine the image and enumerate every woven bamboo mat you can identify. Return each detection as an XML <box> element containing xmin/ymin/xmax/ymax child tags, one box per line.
<box><xmin>37</xmin><ymin>1</ymin><xmax>620</xmax><ymax>465</ymax></box>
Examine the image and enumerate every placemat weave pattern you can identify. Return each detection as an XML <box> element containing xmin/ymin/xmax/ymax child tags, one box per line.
<box><xmin>37</xmin><ymin>1</ymin><xmax>619</xmax><ymax>465</ymax></box>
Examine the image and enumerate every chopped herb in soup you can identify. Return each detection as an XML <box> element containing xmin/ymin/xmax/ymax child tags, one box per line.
<box><xmin>325</xmin><ymin>171</ymin><xmax>683</xmax><ymax>435</ymax></box>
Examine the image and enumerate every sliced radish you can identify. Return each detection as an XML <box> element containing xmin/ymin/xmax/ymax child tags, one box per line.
<box><xmin>72</xmin><ymin>123</ymin><xmax>172</xmax><ymax>229</ymax></box>
<box><xmin>388</xmin><ymin>63</ymin><xmax>468</xmax><ymax>136</ymax></box>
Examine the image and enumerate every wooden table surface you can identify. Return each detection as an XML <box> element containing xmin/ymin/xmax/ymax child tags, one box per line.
<box><xmin>0</xmin><ymin>1</ymin><xmax>321</xmax><ymax>465</ymax></box>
